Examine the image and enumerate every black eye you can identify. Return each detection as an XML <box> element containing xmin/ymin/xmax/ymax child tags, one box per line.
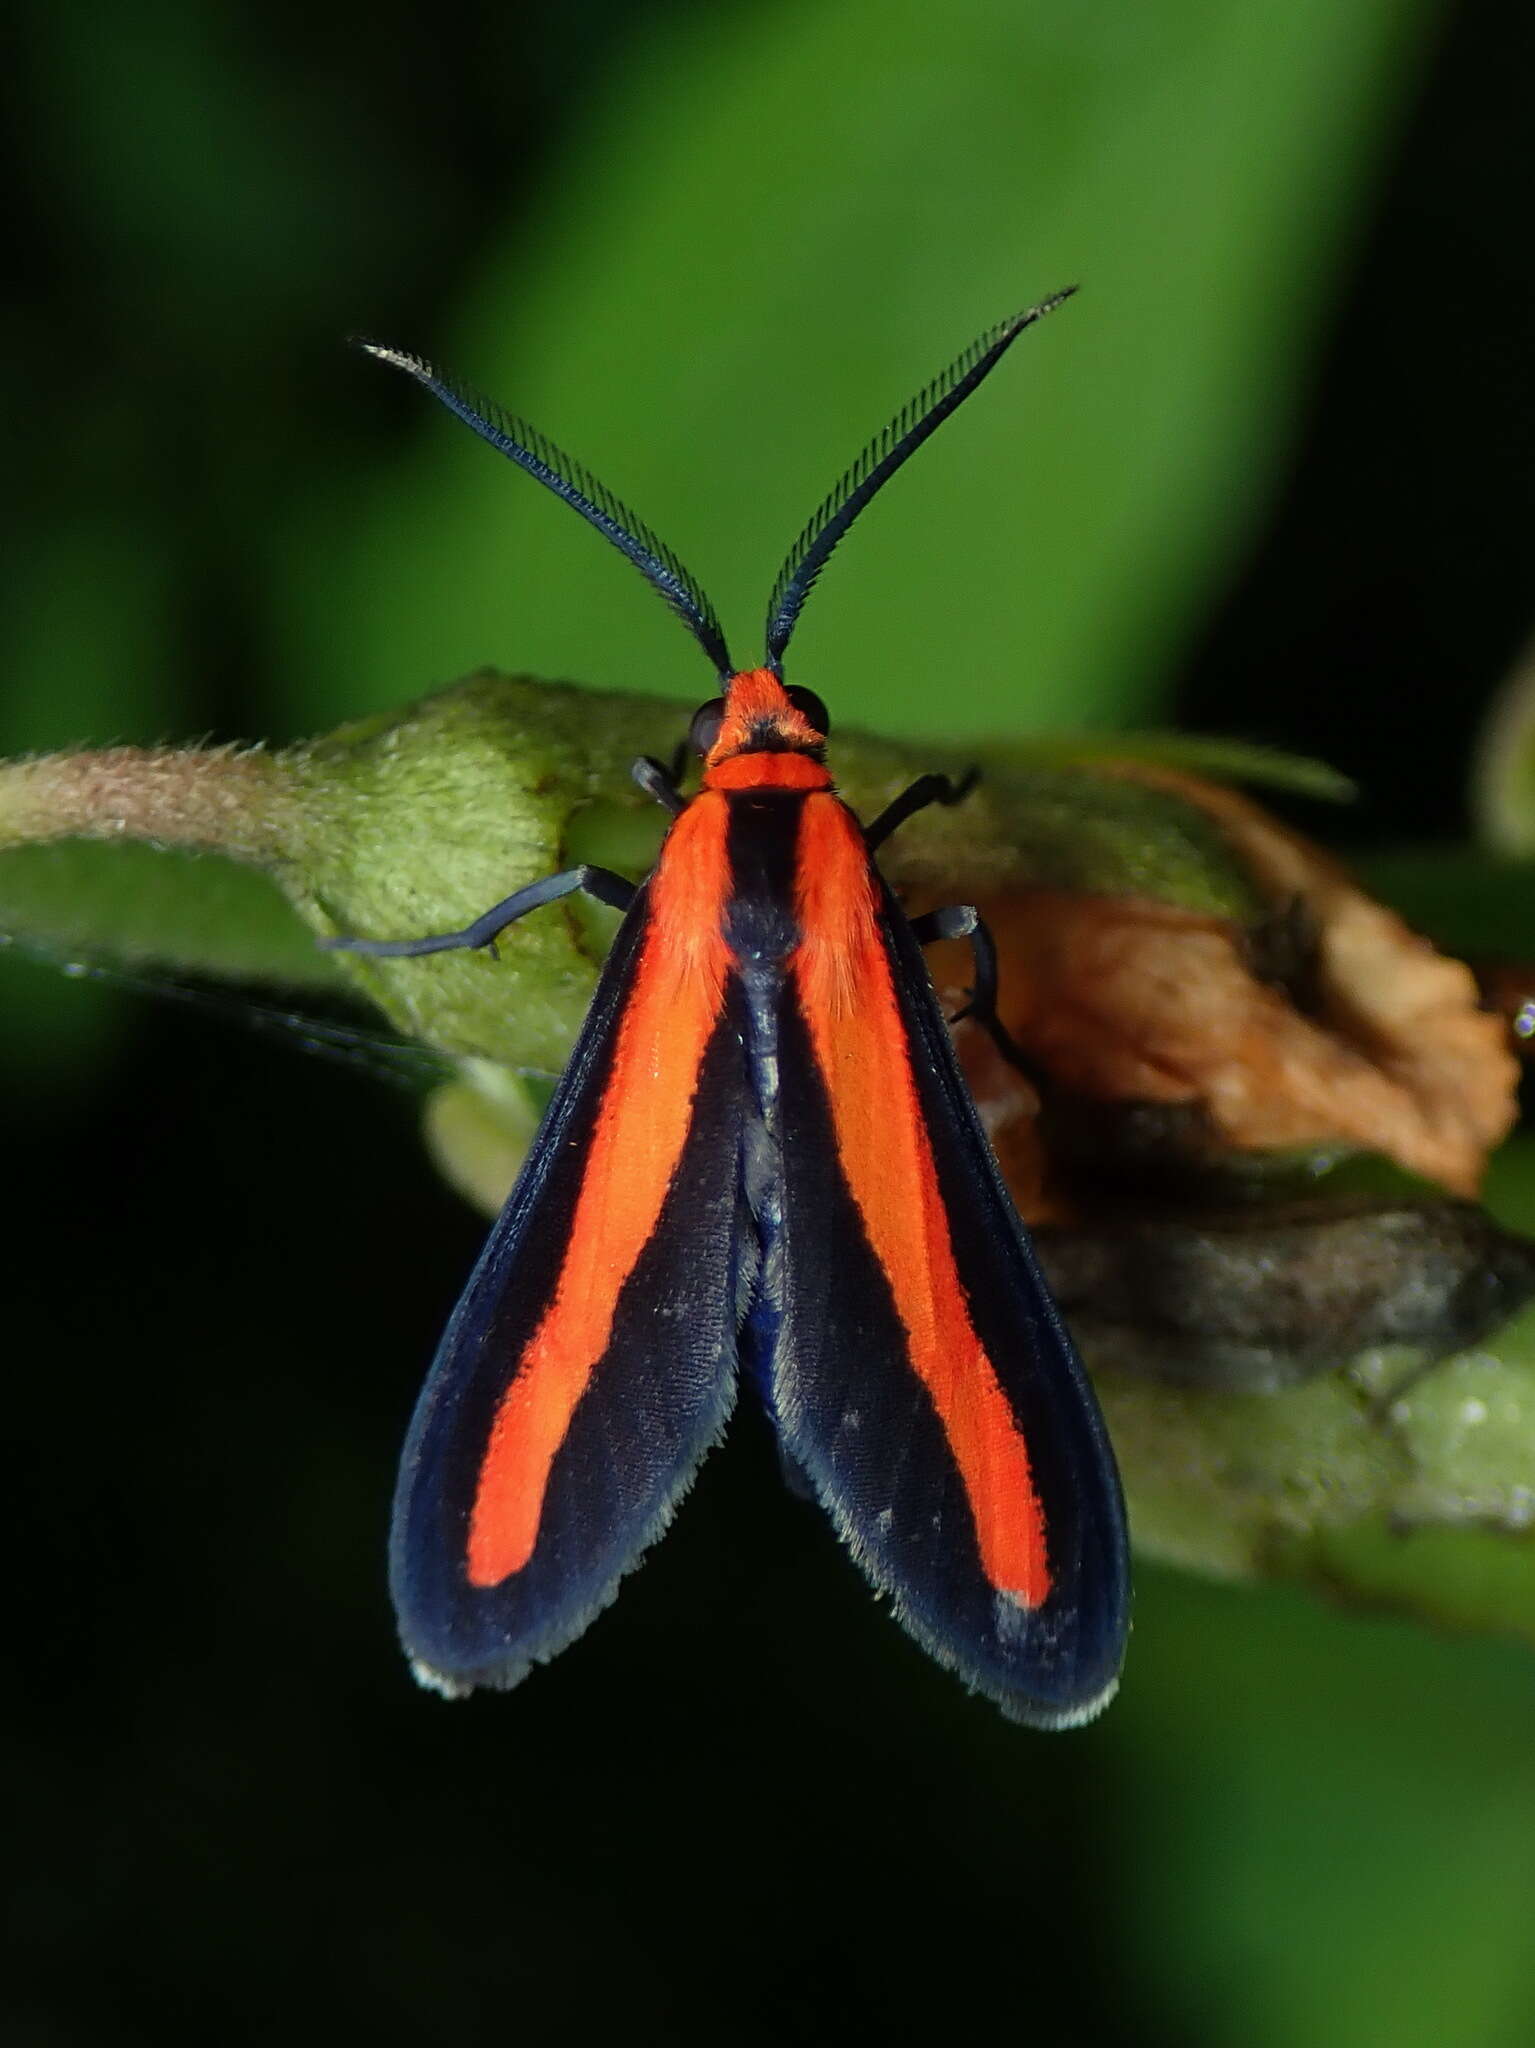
<box><xmin>689</xmin><ymin>696</ymin><xmax>726</xmax><ymax>756</ymax></box>
<box><xmin>786</xmin><ymin>685</ymin><xmax>830</xmax><ymax>736</ymax></box>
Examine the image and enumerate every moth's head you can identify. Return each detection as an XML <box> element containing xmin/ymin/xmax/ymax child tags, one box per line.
<box><xmin>690</xmin><ymin>668</ymin><xmax>830</xmax><ymax>771</ymax></box>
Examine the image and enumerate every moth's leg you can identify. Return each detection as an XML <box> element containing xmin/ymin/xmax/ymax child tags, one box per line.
<box><xmin>909</xmin><ymin>903</ymin><xmax>1029</xmax><ymax>1071</ymax></box>
<box><xmin>863</xmin><ymin>768</ymin><xmax>979</xmax><ymax>853</ymax></box>
<box><xmin>319</xmin><ymin>864</ymin><xmax>637</xmax><ymax>959</ymax></box>
<box><xmin>632</xmin><ymin>754</ymin><xmax>687</xmax><ymax>817</ymax></box>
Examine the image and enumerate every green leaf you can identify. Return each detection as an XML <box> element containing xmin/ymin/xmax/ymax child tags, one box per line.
<box><xmin>271</xmin><ymin>0</ymin><xmax>1439</xmax><ymax>743</ymax></box>
<box><xmin>1099</xmin><ymin>1137</ymin><xmax>1535</xmax><ymax>1643</ymax></box>
<box><xmin>10</xmin><ymin>669</ymin><xmax>1535</xmax><ymax>1654</ymax></box>
<box><xmin>1471</xmin><ymin>631</ymin><xmax>1535</xmax><ymax>854</ymax></box>
<box><xmin>0</xmin><ymin>676</ymin><xmax>1270</xmax><ymax>1070</ymax></box>
<box><xmin>1357</xmin><ymin>846</ymin><xmax>1535</xmax><ymax>960</ymax></box>
<box><xmin>1120</xmin><ymin>1565</ymin><xmax>1535</xmax><ymax>2048</ymax></box>
<box><xmin>0</xmin><ymin>840</ymin><xmax>340</xmax><ymax>988</ymax></box>
<box><xmin>999</xmin><ymin>731</ymin><xmax>1356</xmax><ymax>801</ymax></box>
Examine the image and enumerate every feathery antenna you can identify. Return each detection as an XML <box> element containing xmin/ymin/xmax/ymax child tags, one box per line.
<box><xmin>763</xmin><ymin>289</ymin><xmax>1076</xmax><ymax>670</ymax></box>
<box><xmin>359</xmin><ymin>342</ymin><xmax>733</xmax><ymax>680</ymax></box>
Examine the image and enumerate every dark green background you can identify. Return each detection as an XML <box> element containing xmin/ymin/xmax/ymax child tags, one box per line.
<box><xmin>5</xmin><ymin>2</ymin><xmax>1535</xmax><ymax>2042</ymax></box>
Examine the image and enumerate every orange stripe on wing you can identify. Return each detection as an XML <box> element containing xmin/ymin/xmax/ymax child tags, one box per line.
<box><xmin>466</xmin><ymin>793</ymin><xmax>734</xmax><ymax>1587</ymax></box>
<box><xmin>793</xmin><ymin>795</ymin><xmax>1051</xmax><ymax>1607</ymax></box>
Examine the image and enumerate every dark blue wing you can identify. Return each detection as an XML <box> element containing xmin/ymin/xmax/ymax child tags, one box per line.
<box><xmin>390</xmin><ymin>888</ymin><xmax>751</xmax><ymax>1695</ymax></box>
<box><xmin>763</xmin><ymin>886</ymin><xmax>1130</xmax><ymax>1728</ymax></box>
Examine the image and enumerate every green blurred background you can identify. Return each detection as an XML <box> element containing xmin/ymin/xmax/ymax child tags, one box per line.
<box><xmin>6</xmin><ymin>1</ymin><xmax>1535</xmax><ymax>2041</ymax></box>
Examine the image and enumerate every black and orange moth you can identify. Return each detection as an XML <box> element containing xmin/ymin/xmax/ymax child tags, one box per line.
<box><xmin>328</xmin><ymin>294</ymin><xmax>1130</xmax><ymax>1726</ymax></box>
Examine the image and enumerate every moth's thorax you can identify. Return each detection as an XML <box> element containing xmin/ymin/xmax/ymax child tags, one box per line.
<box><xmin>656</xmin><ymin>783</ymin><xmax>875</xmax><ymax>984</ymax></box>
<box><xmin>707</xmin><ymin>751</ymin><xmax>832</xmax><ymax>792</ymax></box>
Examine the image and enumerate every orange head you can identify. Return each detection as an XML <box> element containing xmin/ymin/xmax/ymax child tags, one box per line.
<box><xmin>694</xmin><ymin>669</ymin><xmax>833</xmax><ymax>792</ymax></box>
